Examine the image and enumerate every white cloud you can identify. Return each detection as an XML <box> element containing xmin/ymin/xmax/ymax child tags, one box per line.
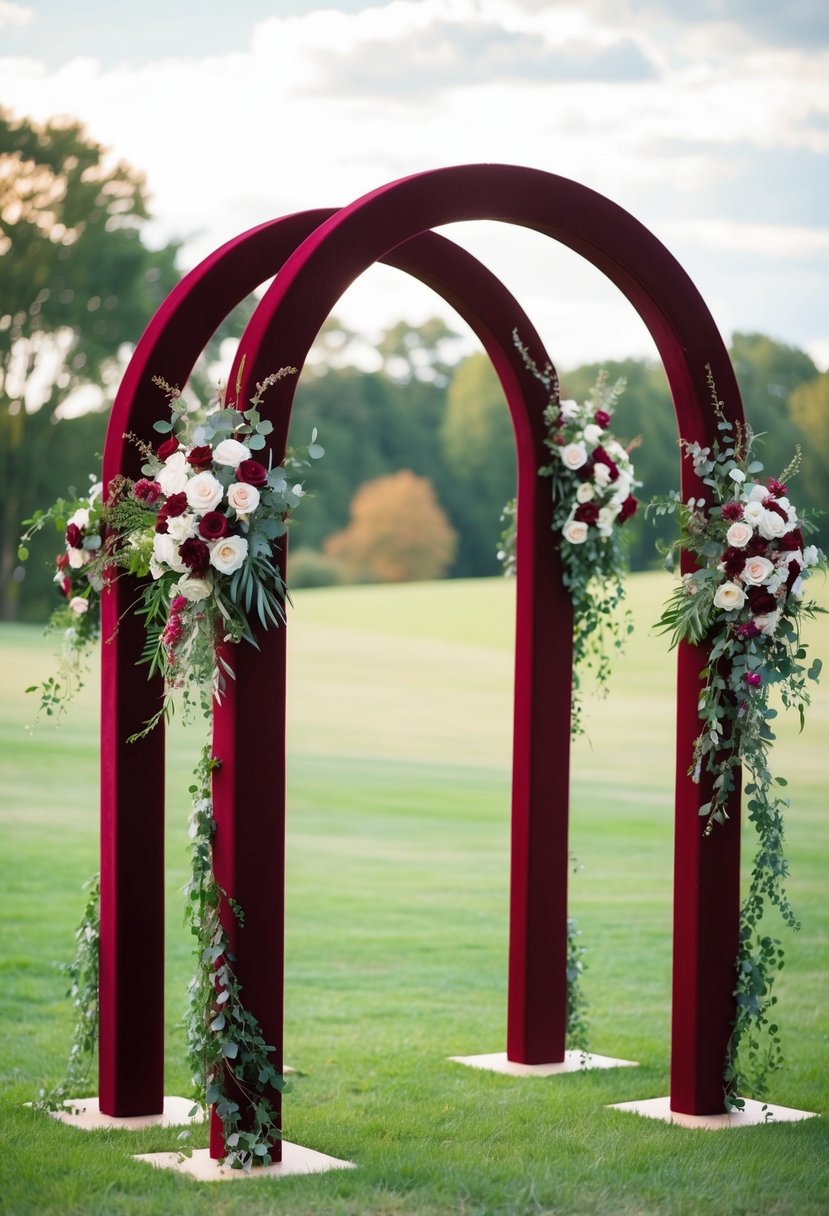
<box><xmin>0</xmin><ymin>1</ymin><xmax>32</xmax><ymax>30</ymax></box>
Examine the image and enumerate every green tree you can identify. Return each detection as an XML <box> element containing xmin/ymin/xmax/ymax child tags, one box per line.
<box><xmin>1</xmin><ymin>107</ymin><xmax>181</xmax><ymax>619</ymax></box>
<box><xmin>789</xmin><ymin>372</ymin><xmax>829</xmax><ymax>548</ymax></box>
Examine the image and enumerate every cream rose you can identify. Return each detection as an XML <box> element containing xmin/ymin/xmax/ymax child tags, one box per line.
<box><xmin>561</xmin><ymin>442</ymin><xmax>588</xmax><ymax>471</ymax></box>
<box><xmin>562</xmin><ymin>520</ymin><xmax>589</xmax><ymax>544</ymax></box>
<box><xmin>185</xmin><ymin>471</ymin><xmax>224</xmax><ymax>515</ymax></box>
<box><xmin>741</xmin><ymin>556</ymin><xmax>775</xmax><ymax>585</ymax></box>
<box><xmin>67</xmin><ymin>547</ymin><xmax>91</xmax><ymax>570</ymax></box>
<box><xmin>593</xmin><ymin>463</ymin><xmax>611</xmax><ymax>488</ymax></box>
<box><xmin>209</xmin><ymin>534</ymin><xmax>248</xmax><ymax>574</ymax></box>
<box><xmin>713</xmin><ymin>581</ymin><xmax>747</xmax><ymax>611</ymax></box>
<box><xmin>212</xmin><ymin>438</ymin><xmax>251</xmax><ymax>467</ymax></box>
<box><xmin>227</xmin><ymin>482</ymin><xmax>261</xmax><ymax>516</ymax></box>
<box><xmin>758</xmin><ymin>509</ymin><xmax>787</xmax><ymax>541</ymax></box>
<box><xmin>156</xmin><ymin>451</ymin><xmax>190</xmax><ymax>496</ymax></box>
<box><xmin>177</xmin><ymin>573</ymin><xmax>213</xmax><ymax>602</ymax></box>
<box><xmin>166</xmin><ymin>512</ymin><xmax>198</xmax><ymax>542</ymax></box>
<box><xmin>576</xmin><ymin>482</ymin><xmax>595</xmax><ymax>503</ymax></box>
<box><xmin>69</xmin><ymin>596</ymin><xmax>89</xmax><ymax>614</ymax></box>
<box><xmin>582</xmin><ymin>423</ymin><xmax>602</xmax><ymax>445</ymax></box>
<box><xmin>725</xmin><ymin>521</ymin><xmax>753</xmax><ymax>549</ymax></box>
<box><xmin>152</xmin><ymin>532</ymin><xmax>187</xmax><ymax>572</ymax></box>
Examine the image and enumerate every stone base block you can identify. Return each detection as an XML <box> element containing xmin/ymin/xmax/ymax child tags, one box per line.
<box><xmin>608</xmin><ymin>1095</ymin><xmax>819</xmax><ymax>1129</ymax></box>
<box><xmin>134</xmin><ymin>1142</ymin><xmax>355</xmax><ymax>1180</ymax></box>
<box><xmin>449</xmin><ymin>1050</ymin><xmax>638</xmax><ymax>1076</ymax></box>
<box><xmin>41</xmin><ymin>1095</ymin><xmax>203</xmax><ymax>1131</ymax></box>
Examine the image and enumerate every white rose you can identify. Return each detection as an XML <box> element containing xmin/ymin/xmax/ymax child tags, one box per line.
<box><xmin>582</xmin><ymin>423</ymin><xmax>602</xmax><ymax>445</ymax></box>
<box><xmin>68</xmin><ymin>507</ymin><xmax>90</xmax><ymax>530</ymax></box>
<box><xmin>185</xmin><ymin>471</ymin><xmax>224</xmax><ymax>515</ymax></box>
<box><xmin>742</xmin><ymin>500</ymin><xmax>766</xmax><ymax>526</ymax></box>
<box><xmin>69</xmin><ymin>596</ymin><xmax>89</xmax><ymax>614</ymax></box>
<box><xmin>152</xmin><ymin>532</ymin><xmax>187</xmax><ymax>572</ymax></box>
<box><xmin>227</xmin><ymin>482</ymin><xmax>261</xmax><ymax>516</ymax></box>
<box><xmin>758</xmin><ymin>509</ymin><xmax>787</xmax><ymax>541</ymax></box>
<box><xmin>562</xmin><ymin>520</ymin><xmax>589</xmax><ymax>545</ymax></box>
<box><xmin>610</xmin><ymin>474</ymin><xmax>632</xmax><ymax>505</ymax></box>
<box><xmin>209</xmin><ymin>534</ymin><xmax>248</xmax><ymax>574</ymax></box>
<box><xmin>593</xmin><ymin>463</ymin><xmax>611</xmax><ymax>487</ymax></box>
<box><xmin>725</xmin><ymin>521</ymin><xmax>753</xmax><ymax>549</ymax></box>
<box><xmin>754</xmin><ymin>608</ymin><xmax>782</xmax><ymax>636</ymax></box>
<box><xmin>561</xmin><ymin>442</ymin><xmax>588</xmax><ymax>471</ymax></box>
<box><xmin>741</xmin><ymin>556</ymin><xmax>775</xmax><ymax>585</ymax></box>
<box><xmin>803</xmin><ymin>544</ymin><xmax>821</xmax><ymax>568</ymax></box>
<box><xmin>177</xmin><ymin>573</ymin><xmax>213</xmax><ymax>602</ymax></box>
<box><xmin>576</xmin><ymin>483</ymin><xmax>595</xmax><ymax>503</ymax></box>
<box><xmin>166</xmin><ymin>512</ymin><xmax>198</xmax><ymax>542</ymax></box>
<box><xmin>559</xmin><ymin>400</ymin><xmax>579</xmax><ymax>420</ymax></box>
<box><xmin>713</xmin><ymin>581</ymin><xmax>747</xmax><ymax>611</ymax></box>
<box><xmin>607</xmin><ymin>440</ymin><xmax>627</xmax><ymax>462</ymax></box>
<box><xmin>156</xmin><ymin>451</ymin><xmax>190</xmax><ymax>496</ymax></box>
<box><xmin>67</xmin><ymin>547</ymin><xmax>90</xmax><ymax>569</ymax></box>
<box><xmin>212</xmin><ymin>438</ymin><xmax>251</xmax><ymax>467</ymax></box>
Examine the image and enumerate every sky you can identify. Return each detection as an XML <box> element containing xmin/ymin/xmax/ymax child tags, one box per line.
<box><xmin>2</xmin><ymin>0</ymin><xmax>829</xmax><ymax>373</ymax></box>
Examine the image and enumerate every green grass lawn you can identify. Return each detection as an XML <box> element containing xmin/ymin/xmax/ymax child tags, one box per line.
<box><xmin>1</xmin><ymin>572</ymin><xmax>827</xmax><ymax>1215</ymax></box>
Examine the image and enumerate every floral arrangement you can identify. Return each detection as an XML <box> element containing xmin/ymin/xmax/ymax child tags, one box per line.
<box><xmin>651</xmin><ymin>366</ymin><xmax>826</xmax><ymax>1101</ymax></box>
<box><xmin>508</xmin><ymin>332</ymin><xmax>640</xmax><ymax>737</ymax></box>
<box><xmin>23</xmin><ymin>368</ymin><xmax>322</xmax><ymax>1164</ymax></box>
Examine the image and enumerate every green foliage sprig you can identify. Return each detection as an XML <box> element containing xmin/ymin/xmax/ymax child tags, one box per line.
<box><xmin>183</xmin><ymin>745</ymin><xmax>286</xmax><ymax>1168</ymax></box>
<box><xmin>33</xmin><ymin>875</ymin><xmax>100</xmax><ymax>1112</ymax></box>
<box><xmin>650</xmin><ymin>365</ymin><xmax>826</xmax><ymax>1102</ymax></box>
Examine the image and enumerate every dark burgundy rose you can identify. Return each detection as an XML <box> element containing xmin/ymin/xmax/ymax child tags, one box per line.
<box><xmin>738</xmin><ymin>621</ymin><xmax>761</xmax><ymax>639</ymax></box>
<box><xmin>156</xmin><ymin>436</ymin><xmax>180</xmax><ymax>461</ymax></box>
<box><xmin>178</xmin><ymin>538</ymin><xmax>210</xmax><ymax>575</ymax></box>
<box><xmin>133</xmin><ymin>478</ymin><xmax>163</xmax><ymax>503</ymax></box>
<box><xmin>574</xmin><ymin>502</ymin><xmax>600</xmax><ymax>525</ymax></box>
<box><xmin>748</xmin><ymin>586</ymin><xmax>777</xmax><ymax>615</ymax></box>
<box><xmin>164</xmin><ymin>492</ymin><xmax>188</xmax><ymax>518</ymax></box>
<box><xmin>576</xmin><ymin>454</ymin><xmax>594</xmax><ymax>480</ymax></box>
<box><xmin>592</xmin><ymin>447</ymin><xmax>620</xmax><ymax>482</ymax></box>
<box><xmin>786</xmin><ymin>559</ymin><xmax>802</xmax><ymax>592</ymax></box>
<box><xmin>198</xmin><ymin>511</ymin><xmax>229</xmax><ymax>541</ymax></box>
<box><xmin>721</xmin><ymin>500</ymin><xmax>743</xmax><ymax>521</ymax></box>
<box><xmin>767</xmin><ymin>477</ymin><xmax>788</xmax><ymax>498</ymax></box>
<box><xmin>186</xmin><ymin>444</ymin><xmax>213</xmax><ymax>469</ymax></box>
<box><xmin>778</xmin><ymin>528</ymin><xmax>803</xmax><ymax>552</ymax></box>
<box><xmin>745</xmin><ymin>534</ymin><xmax>770</xmax><ymax>557</ymax></box>
<box><xmin>155</xmin><ymin>508</ymin><xmax>169</xmax><ymax>534</ymax></box>
<box><xmin>618</xmin><ymin>495</ymin><xmax>638</xmax><ymax>524</ymax></box>
<box><xmin>552</xmin><ymin>433</ymin><xmax>566</xmax><ymax>447</ymax></box>
<box><xmin>722</xmin><ymin>547</ymin><xmax>746</xmax><ymax>579</ymax></box>
<box><xmin>594</xmin><ymin>409</ymin><xmax>611</xmax><ymax>429</ymax></box>
<box><xmin>236</xmin><ymin>458</ymin><xmax>268</xmax><ymax>487</ymax></box>
<box><xmin>65</xmin><ymin>522</ymin><xmax>84</xmax><ymax>548</ymax></box>
<box><xmin>763</xmin><ymin>497</ymin><xmax>788</xmax><ymax>522</ymax></box>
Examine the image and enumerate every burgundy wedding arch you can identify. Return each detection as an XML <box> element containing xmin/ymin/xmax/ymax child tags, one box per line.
<box><xmin>99</xmin><ymin>165</ymin><xmax>743</xmax><ymax>1158</ymax></box>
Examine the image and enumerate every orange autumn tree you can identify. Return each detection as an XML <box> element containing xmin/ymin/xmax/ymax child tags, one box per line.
<box><xmin>324</xmin><ymin>469</ymin><xmax>457</xmax><ymax>582</ymax></box>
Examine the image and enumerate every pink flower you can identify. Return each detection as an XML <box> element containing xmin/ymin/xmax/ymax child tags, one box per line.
<box><xmin>745</xmin><ymin>672</ymin><xmax>762</xmax><ymax>687</ymax></box>
<box><xmin>766</xmin><ymin>478</ymin><xmax>788</xmax><ymax>498</ymax></box>
<box><xmin>133</xmin><ymin>478</ymin><xmax>163</xmax><ymax>503</ymax></box>
<box><xmin>170</xmin><ymin>595</ymin><xmax>188</xmax><ymax>614</ymax></box>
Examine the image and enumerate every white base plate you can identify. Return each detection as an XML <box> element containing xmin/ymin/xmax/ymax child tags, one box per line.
<box><xmin>43</xmin><ymin>1095</ymin><xmax>204</xmax><ymax>1131</ymax></box>
<box><xmin>449</xmin><ymin>1050</ymin><xmax>638</xmax><ymax>1076</ymax></box>
<box><xmin>608</xmin><ymin>1095</ymin><xmax>819</xmax><ymax>1129</ymax></box>
<box><xmin>134</xmin><ymin>1142</ymin><xmax>355</xmax><ymax>1180</ymax></box>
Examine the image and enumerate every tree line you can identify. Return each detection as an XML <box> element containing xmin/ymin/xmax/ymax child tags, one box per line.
<box><xmin>3</xmin><ymin>105</ymin><xmax>827</xmax><ymax>619</ymax></box>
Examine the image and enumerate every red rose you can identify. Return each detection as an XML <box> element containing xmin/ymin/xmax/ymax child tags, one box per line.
<box><xmin>198</xmin><ymin>511</ymin><xmax>229</xmax><ymax>541</ymax></box>
<box><xmin>56</xmin><ymin>553</ymin><xmax>70</xmax><ymax>571</ymax></box>
<box><xmin>178</xmin><ymin>538</ymin><xmax>210</xmax><ymax>574</ymax></box>
<box><xmin>236</xmin><ymin>458</ymin><xmax>268</xmax><ymax>487</ymax></box>
<box><xmin>786</xmin><ymin>559</ymin><xmax>802</xmax><ymax>592</ymax></box>
<box><xmin>618</xmin><ymin>495</ymin><xmax>638</xmax><ymax>523</ymax></box>
<box><xmin>186</xmin><ymin>445</ymin><xmax>213</xmax><ymax>469</ymax></box>
<box><xmin>748</xmin><ymin>586</ymin><xmax>777</xmax><ymax>615</ymax></box>
<box><xmin>60</xmin><ymin>575</ymin><xmax>72</xmax><ymax>597</ymax></box>
<box><xmin>722</xmin><ymin>547</ymin><xmax>746</xmax><ymax>579</ymax></box>
<box><xmin>574</xmin><ymin>502</ymin><xmax>599</xmax><ymax>525</ymax></box>
<box><xmin>594</xmin><ymin>409</ymin><xmax>611</xmax><ymax>428</ymax></box>
<box><xmin>746</xmin><ymin>534</ymin><xmax>769</xmax><ymax>557</ymax></box>
<box><xmin>157</xmin><ymin>436</ymin><xmax>180</xmax><ymax>461</ymax></box>
<box><xmin>65</xmin><ymin>522</ymin><xmax>84</xmax><ymax>548</ymax></box>
<box><xmin>155</xmin><ymin>508</ymin><xmax>169</xmax><ymax>534</ymax></box>
<box><xmin>164</xmin><ymin>492</ymin><xmax>188</xmax><ymax>518</ymax></box>
<box><xmin>778</xmin><ymin>529</ymin><xmax>803</xmax><ymax>552</ymax></box>
<box><xmin>745</xmin><ymin>672</ymin><xmax>762</xmax><ymax>687</ymax></box>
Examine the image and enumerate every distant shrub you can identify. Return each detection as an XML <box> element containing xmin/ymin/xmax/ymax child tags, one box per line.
<box><xmin>287</xmin><ymin>547</ymin><xmax>344</xmax><ymax>589</ymax></box>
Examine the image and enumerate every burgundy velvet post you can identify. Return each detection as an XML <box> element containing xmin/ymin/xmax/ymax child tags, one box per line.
<box><xmin>225</xmin><ymin>164</ymin><xmax>744</xmax><ymax>1111</ymax></box>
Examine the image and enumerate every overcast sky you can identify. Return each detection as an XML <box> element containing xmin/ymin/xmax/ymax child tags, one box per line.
<box><xmin>3</xmin><ymin>0</ymin><xmax>828</xmax><ymax>372</ymax></box>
